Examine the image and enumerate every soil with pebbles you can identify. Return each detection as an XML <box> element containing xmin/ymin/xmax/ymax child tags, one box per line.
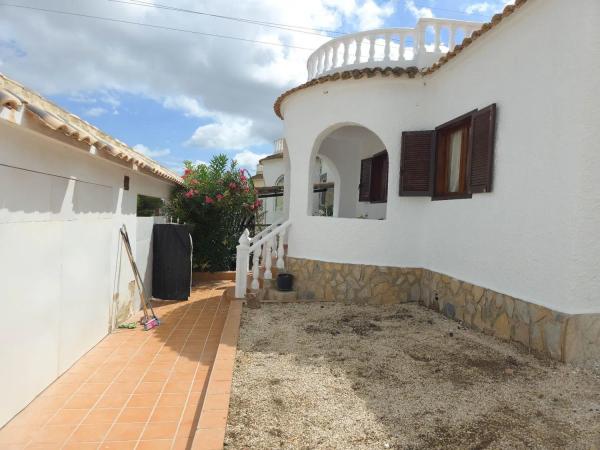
<box><xmin>224</xmin><ymin>302</ymin><xmax>600</xmax><ymax>450</ymax></box>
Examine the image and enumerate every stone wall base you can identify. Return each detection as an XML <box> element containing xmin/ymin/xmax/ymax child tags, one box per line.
<box><xmin>286</xmin><ymin>257</ymin><xmax>422</xmax><ymax>304</ymax></box>
<box><xmin>285</xmin><ymin>257</ymin><xmax>600</xmax><ymax>366</ymax></box>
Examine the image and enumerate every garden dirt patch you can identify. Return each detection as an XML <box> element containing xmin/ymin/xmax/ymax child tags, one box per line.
<box><xmin>224</xmin><ymin>302</ymin><xmax>600</xmax><ymax>449</ymax></box>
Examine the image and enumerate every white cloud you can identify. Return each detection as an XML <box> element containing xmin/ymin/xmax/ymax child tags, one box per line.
<box><xmin>84</xmin><ymin>106</ymin><xmax>108</xmax><ymax>117</ymax></box>
<box><xmin>355</xmin><ymin>0</ymin><xmax>395</xmax><ymax>29</ymax></box>
<box><xmin>465</xmin><ymin>1</ymin><xmax>515</xmax><ymax>15</ymax></box>
<box><xmin>233</xmin><ymin>150</ymin><xmax>269</xmax><ymax>173</ymax></box>
<box><xmin>465</xmin><ymin>3</ymin><xmax>493</xmax><ymax>14</ymax></box>
<box><xmin>133</xmin><ymin>144</ymin><xmax>171</xmax><ymax>158</ymax></box>
<box><xmin>405</xmin><ymin>0</ymin><xmax>434</xmax><ymax>19</ymax></box>
<box><xmin>0</xmin><ymin>0</ymin><xmax>396</xmax><ymax>148</ymax></box>
<box><xmin>186</xmin><ymin>114</ymin><xmax>267</xmax><ymax>150</ymax></box>
<box><xmin>162</xmin><ymin>95</ymin><xmax>210</xmax><ymax>118</ymax></box>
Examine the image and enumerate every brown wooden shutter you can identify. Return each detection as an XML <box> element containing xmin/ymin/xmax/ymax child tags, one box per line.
<box><xmin>359</xmin><ymin>157</ymin><xmax>372</xmax><ymax>202</ymax></box>
<box><xmin>399</xmin><ymin>130</ymin><xmax>435</xmax><ymax>196</ymax></box>
<box><xmin>469</xmin><ymin>103</ymin><xmax>496</xmax><ymax>193</ymax></box>
<box><xmin>368</xmin><ymin>151</ymin><xmax>388</xmax><ymax>202</ymax></box>
<box><xmin>381</xmin><ymin>151</ymin><xmax>388</xmax><ymax>202</ymax></box>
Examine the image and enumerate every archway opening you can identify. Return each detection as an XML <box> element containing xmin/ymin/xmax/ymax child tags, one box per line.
<box><xmin>311</xmin><ymin>125</ymin><xmax>388</xmax><ymax>220</ymax></box>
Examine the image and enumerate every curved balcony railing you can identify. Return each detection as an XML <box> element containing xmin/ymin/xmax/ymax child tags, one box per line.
<box><xmin>307</xmin><ymin>18</ymin><xmax>481</xmax><ymax>80</ymax></box>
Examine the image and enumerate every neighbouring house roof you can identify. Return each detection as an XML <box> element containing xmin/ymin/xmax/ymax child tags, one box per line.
<box><xmin>0</xmin><ymin>73</ymin><xmax>183</xmax><ymax>186</ymax></box>
<box><xmin>259</xmin><ymin>152</ymin><xmax>284</xmax><ymax>163</ymax></box>
<box><xmin>274</xmin><ymin>0</ymin><xmax>528</xmax><ymax>120</ymax></box>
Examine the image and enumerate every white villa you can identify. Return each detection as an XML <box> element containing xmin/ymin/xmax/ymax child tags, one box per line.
<box><xmin>236</xmin><ymin>0</ymin><xmax>600</xmax><ymax>366</ymax></box>
<box><xmin>0</xmin><ymin>74</ymin><xmax>180</xmax><ymax>426</ymax></box>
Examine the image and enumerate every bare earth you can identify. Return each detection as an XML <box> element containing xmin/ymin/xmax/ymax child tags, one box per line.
<box><xmin>224</xmin><ymin>302</ymin><xmax>600</xmax><ymax>450</ymax></box>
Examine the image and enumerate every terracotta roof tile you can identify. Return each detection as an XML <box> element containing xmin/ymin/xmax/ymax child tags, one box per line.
<box><xmin>274</xmin><ymin>0</ymin><xmax>529</xmax><ymax>119</ymax></box>
<box><xmin>0</xmin><ymin>75</ymin><xmax>183</xmax><ymax>186</ymax></box>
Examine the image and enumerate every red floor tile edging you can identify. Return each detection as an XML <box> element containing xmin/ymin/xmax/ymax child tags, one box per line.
<box><xmin>190</xmin><ymin>288</ymin><xmax>242</xmax><ymax>450</ymax></box>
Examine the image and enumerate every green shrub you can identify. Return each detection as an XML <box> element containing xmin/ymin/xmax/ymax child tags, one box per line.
<box><xmin>167</xmin><ymin>155</ymin><xmax>261</xmax><ymax>272</ymax></box>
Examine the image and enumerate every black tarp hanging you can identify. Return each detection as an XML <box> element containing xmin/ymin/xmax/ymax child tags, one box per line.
<box><xmin>152</xmin><ymin>224</ymin><xmax>192</xmax><ymax>301</ymax></box>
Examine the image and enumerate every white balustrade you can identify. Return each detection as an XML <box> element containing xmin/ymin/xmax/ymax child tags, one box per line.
<box><xmin>235</xmin><ymin>221</ymin><xmax>292</xmax><ymax>299</ymax></box>
<box><xmin>307</xmin><ymin>18</ymin><xmax>481</xmax><ymax>80</ymax></box>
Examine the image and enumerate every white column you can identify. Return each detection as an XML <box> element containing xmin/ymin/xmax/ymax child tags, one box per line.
<box><xmin>417</xmin><ymin>24</ymin><xmax>426</xmax><ymax>52</ymax></box>
<box><xmin>368</xmin><ymin>35</ymin><xmax>376</xmax><ymax>62</ymax></box>
<box><xmin>399</xmin><ymin>32</ymin><xmax>407</xmax><ymax>62</ymax></box>
<box><xmin>383</xmin><ymin>33</ymin><xmax>391</xmax><ymax>63</ymax></box>
<box><xmin>276</xmin><ymin>229</ymin><xmax>286</xmax><ymax>270</ymax></box>
<box><xmin>434</xmin><ymin>24</ymin><xmax>441</xmax><ymax>52</ymax></box>
<box><xmin>332</xmin><ymin>43</ymin><xmax>339</xmax><ymax>68</ymax></box>
<box><xmin>355</xmin><ymin>38</ymin><xmax>362</xmax><ymax>64</ymax></box>
<box><xmin>251</xmin><ymin>244</ymin><xmax>261</xmax><ymax>290</ymax></box>
<box><xmin>271</xmin><ymin>236</ymin><xmax>278</xmax><ymax>260</ymax></box>
<box><xmin>264</xmin><ymin>239</ymin><xmax>273</xmax><ymax>280</ymax></box>
<box><xmin>317</xmin><ymin>52</ymin><xmax>324</xmax><ymax>75</ymax></box>
<box><xmin>343</xmin><ymin>40</ymin><xmax>349</xmax><ymax>66</ymax></box>
<box><xmin>235</xmin><ymin>229</ymin><xmax>250</xmax><ymax>298</ymax></box>
<box><xmin>449</xmin><ymin>25</ymin><xmax>456</xmax><ymax>51</ymax></box>
<box><xmin>261</xmin><ymin>237</ymin><xmax>269</xmax><ymax>266</ymax></box>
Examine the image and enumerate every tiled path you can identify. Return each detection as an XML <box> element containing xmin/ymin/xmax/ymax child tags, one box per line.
<box><xmin>0</xmin><ymin>281</ymin><xmax>232</xmax><ymax>450</ymax></box>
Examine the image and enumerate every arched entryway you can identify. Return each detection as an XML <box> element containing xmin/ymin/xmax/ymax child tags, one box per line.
<box><xmin>310</xmin><ymin>125</ymin><xmax>388</xmax><ymax>220</ymax></box>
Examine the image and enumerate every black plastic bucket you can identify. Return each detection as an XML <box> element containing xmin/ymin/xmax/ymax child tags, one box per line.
<box><xmin>277</xmin><ymin>273</ymin><xmax>294</xmax><ymax>291</ymax></box>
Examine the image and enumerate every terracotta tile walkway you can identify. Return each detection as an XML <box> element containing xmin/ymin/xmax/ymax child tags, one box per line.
<box><xmin>0</xmin><ymin>281</ymin><xmax>233</xmax><ymax>450</ymax></box>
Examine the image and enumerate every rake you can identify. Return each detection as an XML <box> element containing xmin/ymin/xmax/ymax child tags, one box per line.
<box><xmin>120</xmin><ymin>224</ymin><xmax>160</xmax><ymax>331</ymax></box>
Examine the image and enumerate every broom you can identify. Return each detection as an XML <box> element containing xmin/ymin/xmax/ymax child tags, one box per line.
<box><xmin>120</xmin><ymin>225</ymin><xmax>160</xmax><ymax>330</ymax></box>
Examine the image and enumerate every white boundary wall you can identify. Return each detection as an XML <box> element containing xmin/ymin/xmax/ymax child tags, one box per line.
<box><xmin>281</xmin><ymin>0</ymin><xmax>600</xmax><ymax>315</ymax></box>
<box><xmin>0</xmin><ymin>120</ymin><xmax>174</xmax><ymax>426</ymax></box>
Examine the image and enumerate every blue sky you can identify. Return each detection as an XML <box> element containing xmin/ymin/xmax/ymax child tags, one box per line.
<box><xmin>0</xmin><ymin>0</ymin><xmax>509</xmax><ymax>175</ymax></box>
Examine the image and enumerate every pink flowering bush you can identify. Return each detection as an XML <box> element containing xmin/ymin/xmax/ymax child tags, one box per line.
<box><xmin>167</xmin><ymin>155</ymin><xmax>260</xmax><ymax>271</ymax></box>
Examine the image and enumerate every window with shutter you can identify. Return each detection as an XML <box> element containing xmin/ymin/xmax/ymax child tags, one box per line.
<box><xmin>358</xmin><ymin>157</ymin><xmax>372</xmax><ymax>202</ymax></box>
<box><xmin>469</xmin><ymin>103</ymin><xmax>496</xmax><ymax>193</ymax></box>
<box><xmin>399</xmin><ymin>131</ymin><xmax>435</xmax><ymax>196</ymax></box>
<box><xmin>399</xmin><ymin>104</ymin><xmax>497</xmax><ymax>200</ymax></box>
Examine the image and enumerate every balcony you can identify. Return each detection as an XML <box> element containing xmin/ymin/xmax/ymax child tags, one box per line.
<box><xmin>307</xmin><ymin>18</ymin><xmax>482</xmax><ymax>80</ymax></box>
<box><xmin>274</xmin><ymin>137</ymin><xmax>287</xmax><ymax>154</ymax></box>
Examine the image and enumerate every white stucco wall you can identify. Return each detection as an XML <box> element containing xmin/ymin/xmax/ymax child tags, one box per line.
<box><xmin>280</xmin><ymin>0</ymin><xmax>600</xmax><ymax>315</ymax></box>
<box><xmin>0</xmin><ymin>120</ymin><xmax>174</xmax><ymax>426</ymax></box>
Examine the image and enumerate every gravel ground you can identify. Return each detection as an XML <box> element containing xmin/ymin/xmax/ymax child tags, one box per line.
<box><xmin>224</xmin><ymin>302</ymin><xmax>600</xmax><ymax>450</ymax></box>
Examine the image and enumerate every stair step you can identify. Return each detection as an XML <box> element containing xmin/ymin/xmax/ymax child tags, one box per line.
<box><xmin>262</xmin><ymin>289</ymin><xmax>298</xmax><ymax>303</ymax></box>
<box><xmin>261</xmin><ymin>279</ymin><xmax>297</xmax><ymax>302</ymax></box>
<box><xmin>246</xmin><ymin>267</ymin><xmax>282</xmax><ymax>289</ymax></box>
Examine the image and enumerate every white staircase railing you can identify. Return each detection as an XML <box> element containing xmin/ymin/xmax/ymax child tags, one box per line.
<box><xmin>250</xmin><ymin>219</ymin><xmax>283</xmax><ymax>244</ymax></box>
<box><xmin>235</xmin><ymin>220</ymin><xmax>291</xmax><ymax>299</ymax></box>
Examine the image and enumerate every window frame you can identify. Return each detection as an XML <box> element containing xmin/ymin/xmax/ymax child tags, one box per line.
<box><xmin>432</xmin><ymin>110</ymin><xmax>477</xmax><ymax>201</ymax></box>
<box><xmin>359</xmin><ymin>149</ymin><xmax>388</xmax><ymax>203</ymax></box>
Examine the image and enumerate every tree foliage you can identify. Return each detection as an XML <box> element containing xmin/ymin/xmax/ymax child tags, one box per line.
<box><xmin>167</xmin><ymin>155</ymin><xmax>261</xmax><ymax>272</ymax></box>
